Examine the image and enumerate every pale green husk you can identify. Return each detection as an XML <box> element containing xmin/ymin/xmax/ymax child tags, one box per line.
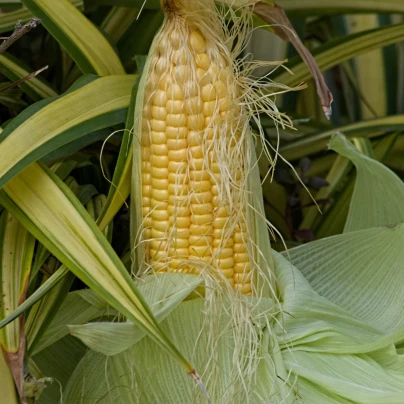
<box><xmin>64</xmin><ymin>132</ymin><xmax>404</xmax><ymax>403</ymax></box>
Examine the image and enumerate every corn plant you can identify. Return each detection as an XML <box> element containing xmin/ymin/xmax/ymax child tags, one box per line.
<box><xmin>0</xmin><ymin>0</ymin><xmax>403</xmax><ymax>403</ymax></box>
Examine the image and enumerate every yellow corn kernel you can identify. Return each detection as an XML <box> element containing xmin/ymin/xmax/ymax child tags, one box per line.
<box><xmin>140</xmin><ymin>22</ymin><xmax>252</xmax><ymax>294</ymax></box>
<box><xmin>189</xmin><ymin>31</ymin><xmax>206</xmax><ymax>53</ymax></box>
<box><xmin>195</xmin><ymin>53</ymin><xmax>210</xmax><ymax>70</ymax></box>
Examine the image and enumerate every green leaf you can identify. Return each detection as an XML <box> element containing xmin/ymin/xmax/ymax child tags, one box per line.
<box><xmin>101</xmin><ymin>6</ymin><xmax>139</xmax><ymax>43</ymax></box>
<box><xmin>118</xmin><ymin>9</ymin><xmax>164</xmax><ymax>72</ymax></box>
<box><xmin>0</xmin><ymin>267</ymin><xmax>69</xmax><ymax>330</ymax></box>
<box><xmin>277</xmin><ymin>0</ymin><xmax>404</xmax><ymax>15</ymax></box>
<box><xmin>0</xmin><ymin>83</ymin><xmax>26</xmax><ymax>109</ymax></box>
<box><xmin>281</xmin><ymin>115</ymin><xmax>404</xmax><ymax>161</ymax></box>
<box><xmin>330</xmin><ymin>134</ymin><xmax>404</xmax><ymax>231</ymax></box>
<box><xmin>0</xmin><ymin>214</ymin><xmax>34</xmax><ymax>345</ymax></box>
<box><xmin>0</xmin><ymin>210</ymin><xmax>36</xmax><ymax>401</ymax></box>
<box><xmin>0</xmin><ymin>0</ymin><xmax>83</xmax><ymax>34</ymax></box>
<box><xmin>283</xmin><ymin>350</ymin><xmax>404</xmax><ymax>403</ymax></box>
<box><xmin>0</xmin><ymin>161</ymin><xmax>123</xmax><ymax>333</ymax></box>
<box><xmin>0</xmin><ymin>352</ymin><xmax>18</xmax><ymax>404</ymax></box>
<box><xmin>0</xmin><ymin>211</ymin><xmax>35</xmax><ymax>353</ymax></box>
<box><xmin>97</xmin><ymin>77</ymin><xmax>139</xmax><ymax>230</ymax></box>
<box><xmin>300</xmin><ymin>154</ymin><xmax>352</xmax><ymax>231</ymax></box>
<box><xmin>27</xmin><ymin>193</ymin><xmax>111</xmax><ymax>355</ymax></box>
<box><xmin>32</xmin><ymin>336</ymin><xmax>87</xmax><ymax>404</ymax></box>
<box><xmin>69</xmin><ymin>274</ymin><xmax>202</xmax><ymax>356</ymax></box>
<box><xmin>25</xmin><ymin>273</ymin><xmax>75</xmax><ymax>355</ymax></box>
<box><xmin>286</xmin><ymin>224</ymin><xmax>404</xmax><ymax>336</ymax></box>
<box><xmin>0</xmin><ymin>53</ymin><xmax>57</xmax><ymax>101</ymax></box>
<box><xmin>85</xmin><ymin>0</ymin><xmax>159</xmax><ymax>7</ymax></box>
<box><xmin>275</xmin><ymin>23</ymin><xmax>404</xmax><ymax>92</ymax></box>
<box><xmin>21</xmin><ymin>0</ymin><xmax>125</xmax><ymax>75</ymax></box>
<box><xmin>31</xmin><ymin>289</ymin><xmax>108</xmax><ymax>355</ymax></box>
<box><xmin>0</xmin><ymin>75</ymin><xmax>135</xmax><ymax>189</ymax></box>
<box><xmin>0</xmin><ymin>162</ymin><xmax>195</xmax><ymax>375</ymax></box>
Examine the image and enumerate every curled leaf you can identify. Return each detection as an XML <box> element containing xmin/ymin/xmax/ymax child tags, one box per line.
<box><xmin>253</xmin><ymin>1</ymin><xmax>333</xmax><ymax>119</ymax></box>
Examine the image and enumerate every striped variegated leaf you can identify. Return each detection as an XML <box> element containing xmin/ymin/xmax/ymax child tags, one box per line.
<box><xmin>0</xmin><ymin>0</ymin><xmax>83</xmax><ymax>34</ymax></box>
<box><xmin>0</xmin><ymin>53</ymin><xmax>57</xmax><ymax>101</ymax></box>
<box><xmin>21</xmin><ymin>0</ymin><xmax>125</xmax><ymax>75</ymax></box>
<box><xmin>281</xmin><ymin>114</ymin><xmax>404</xmax><ymax>161</ymax></box>
<box><xmin>0</xmin><ymin>162</ymin><xmax>195</xmax><ymax>375</ymax></box>
<box><xmin>97</xmin><ymin>78</ymin><xmax>139</xmax><ymax>230</ymax></box>
<box><xmin>26</xmin><ymin>193</ymin><xmax>110</xmax><ymax>354</ymax></box>
<box><xmin>276</xmin><ymin>0</ymin><xmax>404</xmax><ymax>15</ymax></box>
<box><xmin>0</xmin><ymin>75</ymin><xmax>136</xmax><ymax>189</ymax></box>
<box><xmin>0</xmin><ymin>212</ymin><xmax>35</xmax><ymax>352</ymax></box>
<box><xmin>0</xmin><ymin>210</ymin><xmax>36</xmax><ymax>400</ymax></box>
<box><xmin>0</xmin><ymin>353</ymin><xmax>18</xmax><ymax>404</ymax></box>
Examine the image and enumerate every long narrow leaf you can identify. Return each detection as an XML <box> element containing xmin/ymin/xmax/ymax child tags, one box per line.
<box><xmin>0</xmin><ymin>53</ymin><xmax>57</xmax><ymax>101</ymax></box>
<box><xmin>274</xmin><ymin>24</ymin><xmax>404</xmax><ymax>89</ymax></box>
<box><xmin>0</xmin><ymin>162</ymin><xmax>195</xmax><ymax>375</ymax></box>
<box><xmin>277</xmin><ymin>0</ymin><xmax>404</xmax><ymax>15</ymax></box>
<box><xmin>0</xmin><ymin>0</ymin><xmax>83</xmax><ymax>34</ymax></box>
<box><xmin>281</xmin><ymin>115</ymin><xmax>404</xmax><ymax>161</ymax></box>
<box><xmin>0</xmin><ymin>75</ymin><xmax>135</xmax><ymax>189</ymax></box>
<box><xmin>97</xmin><ymin>78</ymin><xmax>139</xmax><ymax>230</ymax></box>
<box><xmin>21</xmin><ymin>0</ymin><xmax>125</xmax><ymax>75</ymax></box>
<box><xmin>0</xmin><ymin>211</ymin><xmax>36</xmax><ymax>401</ymax></box>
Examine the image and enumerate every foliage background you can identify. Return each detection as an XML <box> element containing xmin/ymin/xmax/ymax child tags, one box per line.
<box><xmin>0</xmin><ymin>1</ymin><xmax>404</xmax><ymax>403</ymax></box>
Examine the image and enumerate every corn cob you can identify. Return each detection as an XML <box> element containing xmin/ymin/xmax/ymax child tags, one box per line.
<box><xmin>134</xmin><ymin>0</ymin><xmax>253</xmax><ymax>294</ymax></box>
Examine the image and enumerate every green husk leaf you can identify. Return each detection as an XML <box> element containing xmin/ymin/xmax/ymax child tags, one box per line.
<box><xmin>286</xmin><ymin>224</ymin><xmax>404</xmax><ymax>335</ymax></box>
<box><xmin>329</xmin><ymin>133</ymin><xmax>404</xmax><ymax>231</ymax></box>
<box><xmin>31</xmin><ymin>290</ymin><xmax>109</xmax><ymax>355</ymax></box>
<box><xmin>69</xmin><ymin>273</ymin><xmax>202</xmax><ymax>356</ymax></box>
<box><xmin>284</xmin><ymin>350</ymin><xmax>404</xmax><ymax>403</ymax></box>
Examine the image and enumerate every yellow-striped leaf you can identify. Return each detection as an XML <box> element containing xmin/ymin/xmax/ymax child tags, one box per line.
<box><xmin>274</xmin><ymin>23</ymin><xmax>404</xmax><ymax>90</ymax></box>
<box><xmin>0</xmin><ymin>162</ymin><xmax>195</xmax><ymax>375</ymax></box>
<box><xmin>281</xmin><ymin>115</ymin><xmax>404</xmax><ymax>161</ymax></box>
<box><xmin>0</xmin><ymin>212</ymin><xmax>35</xmax><ymax>353</ymax></box>
<box><xmin>0</xmin><ymin>353</ymin><xmax>18</xmax><ymax>404</ymax></box>
<box><xmin>97</xmin><ymin>78</ymin><xmax>139</xmax><ymax>230</ymax></box>
<box><xmin>0</xmin><ymin>53</ymin><xmax>57</xmax><ymax>101</ymax></box>
<box><xmin>21</xmin><ymin>0</ymin><xmax>125</xmax><ymax>76</ymax></box>
<box><xmin>0</xmin><ymin>75</ymin><xmax>136</xmax><ymax>189</ymax></box>
<box><xmin>277</xmin><ymin>0</ymin><xmax>404</xmax><ymax>15</ymax></box>
<box><xmin>0</xmin><ymin>211</ymin><xmax>36</xmax><ymax>401</ymax></box>
<box><xmin>0</xmin><ymin>0</ymin><xmax>83</xmax><ymax>34</ymax></box>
